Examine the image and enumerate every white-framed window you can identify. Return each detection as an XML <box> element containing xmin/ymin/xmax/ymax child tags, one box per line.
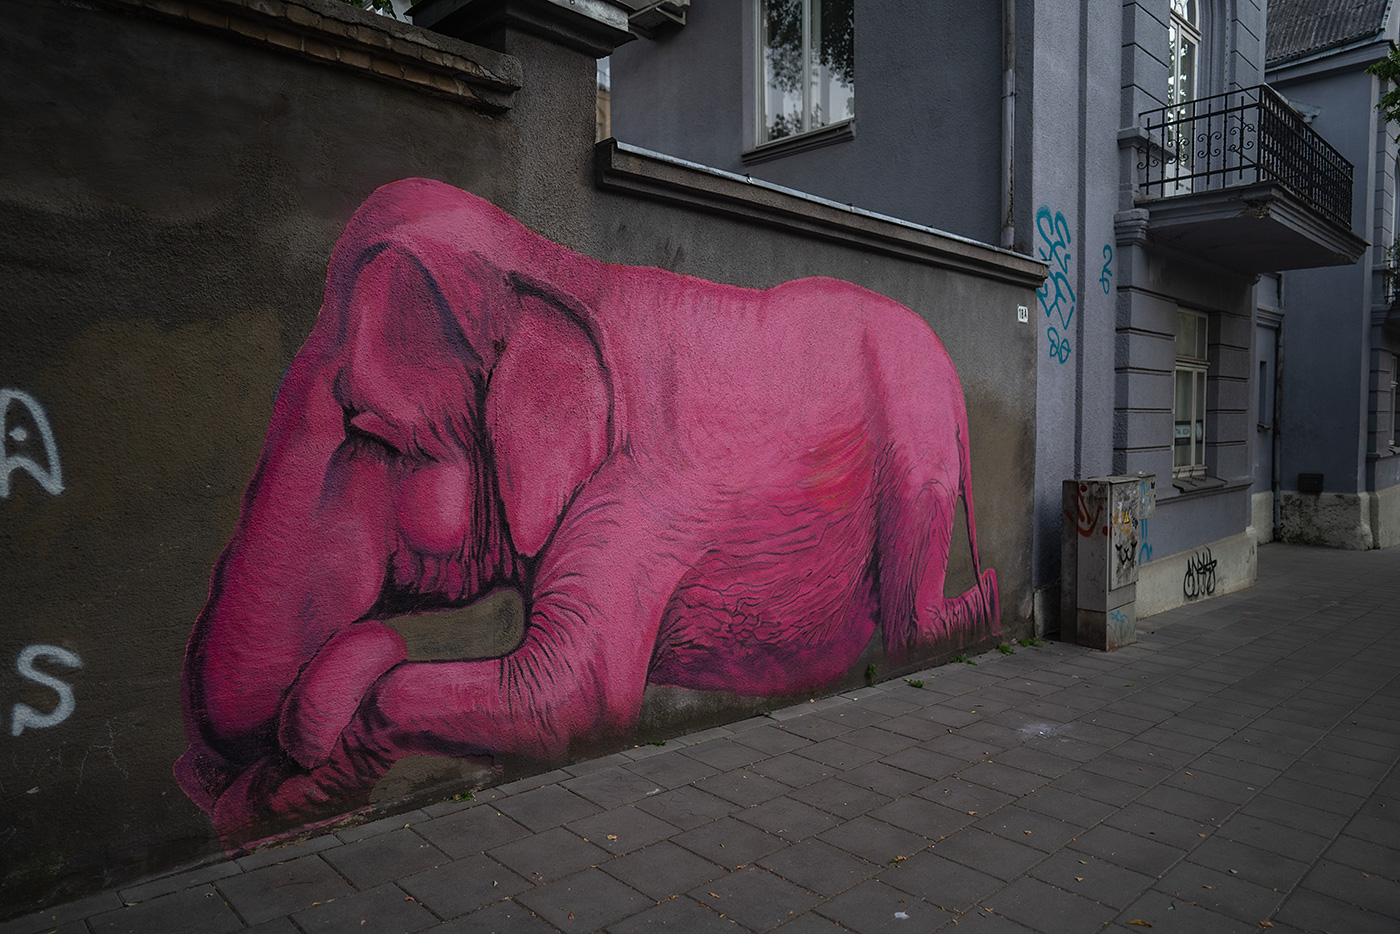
<box><xmin>1389</xmin><ymin>353</ymin><xmax>1399</xmax><ymax>452</ymax></box>
<box><xmin>1174</xmin><ymin>309</ymin><xmax>1209</xmax><ymax>477</ymax></box>
<box><xmin>757</xmin><ymin>0</ymin><xmax>854</xmax><ymax>145</ymax></box>
<box><xmin>1168</xmin><ymin>0</ymin><xmax>1199</xmax><ymax>109</ymax></box>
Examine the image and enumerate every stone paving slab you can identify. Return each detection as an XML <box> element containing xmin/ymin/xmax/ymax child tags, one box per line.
<box><xmin>7</xmin><ymin>543</ymin><xmax>1400</xmax><ymax>933</ymax></box>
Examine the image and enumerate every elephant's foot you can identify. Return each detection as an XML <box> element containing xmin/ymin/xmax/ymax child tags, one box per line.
<box><xmin>944</xmin><ymin>568</ymin><xmax>999</xmax><ymax>635</ymax></box>
<box><xmin>209</xmin><ymin>734</ymin><xmax>397</xmax><ymax>848</ymax></box>
<box><xmin>277</xmin><ymin>620</ymin><xmax>408</xmax><ymax>770</ymax></box>
<box><xmin>924</xmin><ymin>568</ymin><xmax>1000</xmax><ymax>647</ymax></box>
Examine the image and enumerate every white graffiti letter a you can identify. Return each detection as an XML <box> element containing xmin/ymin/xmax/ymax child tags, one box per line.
<box><xmin>1</xmin><ymin>389</ymin><xmax>64</xmax><ymax>498</ymax></box>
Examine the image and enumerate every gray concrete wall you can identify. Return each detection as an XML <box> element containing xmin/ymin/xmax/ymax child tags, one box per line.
<box><xmin>0</xmin><ymin>0</ymin><xmax>1040</xmax><ymax>916</ymax></box>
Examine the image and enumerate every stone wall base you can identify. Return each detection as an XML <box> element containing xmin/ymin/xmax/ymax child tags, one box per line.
<box><xmin>1251</xmin><ymin>491</ymin><xmax>1274</xmax><ymax>544</ymax></box>
<box><xmin>1138</xmin><ymin>530</ymin><xmax>1258</xmax><ymax>618</ymax></box>
<box><xmin>1279</xmin><ymin>487</ymin><xmax>1400</xmax><ymax>550</ymax></box>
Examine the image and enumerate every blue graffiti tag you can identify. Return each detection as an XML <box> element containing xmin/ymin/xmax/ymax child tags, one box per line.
<box><xmin>1108</xmin><ymin>608</ymin><xmax>1131</xmax><ymax>645</ymax></box>
<box><xmin>1100</xmin><ymin>244</ymin><xmax>1113</xmax><ymax>294</ymax></box>
<box><xmin>1035</xmin><ymin>207</ymin><xmax>1075</xmax><ymax>365</ymax></box>
<box><xmin>1138</xmin><ymin>518</ymin><xmax>1153</xmax><ymax>564</ymax></box>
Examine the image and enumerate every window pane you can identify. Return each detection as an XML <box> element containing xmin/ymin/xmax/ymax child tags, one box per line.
<box><xmin>762</xmin><ymin>0</ymin><xmax>805</xmax><ymax>141</ymax></box>
<box><xmin>1195</xmin><ymin>370</ymin><xmax>1206</xmax><ymax>450</ymax></box>
<box><xmin>760</xmin><ymin>0</ymin><xmax>853</xmax><ymax>143</ymax></box>
<box><xmin>815</xmin><ymin>0</ymin><xmax>854</xmax><ymax>126</ymax></box>
<box><xmin>1175</xmin><ymin>369</ymin><xmax>1193</xmax><ymax>467</ymax></box>
<box><xmin>1176</xmin><ymin>311</ymin><xmax>1196</xmax><ymax>357</ymax></box>
<box><xmin>1392</xmin><ymin>355</ymin><xmax>1399</xmax><ymax>444</ymax></box>
<box><xmin>1178</xmin><ymin>38</ymin><xmax>1197</xmax><ymax>102</ymax></box>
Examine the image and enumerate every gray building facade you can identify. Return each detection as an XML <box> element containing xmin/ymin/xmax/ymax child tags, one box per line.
<box><xmin>611</xmin><ymin>0</ymin><xmax>1368</xmax><ymax>628</ymax></box>
<box><xmin>1265</xmin><ymin>0</ymin><xmax>1400</xmax><ymax>549</ymax></box>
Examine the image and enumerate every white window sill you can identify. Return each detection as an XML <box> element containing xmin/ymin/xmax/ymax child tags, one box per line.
<box><xmin>1172</xmin><ymin>474</ymin><xmax>1228</xmax><ymax>494</ymax></box>
<box><xmin>742</xmin><ymin>119</ymin><xmax>855</xmax><ymax>166</ymax></box>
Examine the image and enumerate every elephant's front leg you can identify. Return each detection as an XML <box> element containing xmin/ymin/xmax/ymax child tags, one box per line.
<box><xmin>368</xmin><ymin>498</ymin><xmax>686</xmax><ymax>761</ymax></box>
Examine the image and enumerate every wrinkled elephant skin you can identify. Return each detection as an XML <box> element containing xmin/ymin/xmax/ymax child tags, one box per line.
<box><xmin>177</xmin><ymin>179</ymin><xmax>1000</xmax><ymax>843</ymax></box>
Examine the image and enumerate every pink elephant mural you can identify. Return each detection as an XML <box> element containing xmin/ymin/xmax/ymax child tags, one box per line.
<box><xmin>176</xmin><ymin>178</ymin><xmax>1000</xmax><ymax>843</ymax></box>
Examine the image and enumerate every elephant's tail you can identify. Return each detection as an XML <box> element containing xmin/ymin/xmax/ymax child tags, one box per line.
<box><xmin>958</xmin><ymin>422</ymin><xmax>1000</xmax><ymax>634</ymax></box>
<box><xmin>958</xmin><ymin>423</ymin><xmax>982</xmax><ymax>578</ymax></box>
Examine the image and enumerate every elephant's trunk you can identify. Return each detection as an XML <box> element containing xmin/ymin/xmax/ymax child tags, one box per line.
<box><xmin>178</xmin><ymin>332</ymin><xmax>404</xmax><ymax>804</ymax></box>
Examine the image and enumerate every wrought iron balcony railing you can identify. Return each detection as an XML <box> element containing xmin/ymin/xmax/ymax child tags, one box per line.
<box><xmin>1138</xmin><ymin>84</ymin><xmax>1353</xmax><ymax>230</ymax></box>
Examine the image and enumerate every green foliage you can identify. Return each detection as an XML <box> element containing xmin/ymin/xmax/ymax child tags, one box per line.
<box><xmin>997</xmin><ymin>643</ymin><xmax>1015</xmax><ymax>655</ymax></box>
<box><xmin>904</xmin><ymin>678</ymin><xmax>925</xmax><ymax>689</ymax></box>
<box><xmin>952</xmin><ymin>655</ymin><xmax>977</xmax><ymax>666</ymax></box>
<box><xmin>1016</xmin><ymin>637</ymin><xmax>1043</xmax><ymax>648</ymax></box>
<box><xmin>864</xmin><ymin>663</ymin><xmax>878</xmax><ymax>686</ymax></box>
<box><xmin>1367</xmin><ymin>49</ymin><xmax>1400</xmax><ymax>130</ymax></box>
<box><xmin>341</xmin><ymin>0</ymin><xmax>397</xmax><ymax>16</ymax></box>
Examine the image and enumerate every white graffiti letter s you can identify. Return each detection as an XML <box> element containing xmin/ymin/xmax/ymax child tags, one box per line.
<box><xmin>1</xmin><ymin>389</ymin><xmax>64</xmax><ymax>498</ymax></box>
<box><xmin>11</xmin><ymin>645</ymin><xmax>82</xmax><ymax>736</ymax></box>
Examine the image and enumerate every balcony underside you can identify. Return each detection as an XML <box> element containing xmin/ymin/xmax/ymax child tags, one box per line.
<box><xmin>1140</xmin><ymin>183</ymin><xmax>1367</xmax><ymax>274</ymax></box>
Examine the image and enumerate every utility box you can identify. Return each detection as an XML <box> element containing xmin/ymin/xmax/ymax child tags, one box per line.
<box><xmin>1061</xmin><ymin>475</ymin><xmax>1154</xmax><ymax>650</ymax></box>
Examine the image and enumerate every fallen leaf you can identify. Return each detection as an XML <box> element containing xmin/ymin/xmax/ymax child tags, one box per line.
<box><xmin>1260</xmin><ymin>923</ymin><xmax>1274</xmax><ymax>928</ymax></box>
<box><xmin>1202</xmin><ymin>885</ymin><xmax>1214</xmax><ymax>889</ymax></box>
<box><xmin>607</xmin><ymin>835</ymin><xmax>618</xmax><ymax>841</ymax></box>
<box><xmin>1127</xmin><ymin>921</ymin><xmax>1152</xmax><ymax>928</ymax></box>
<box><xmin>1230</xmin><ymin>869</ymin><xmax>1238</xmax><ymax>875</ymax></box>
<box><xmin>1075</xmin><ymin>876</ymin><xmax>1085</xmax><ymax>882</ymax></box>
<box><xmin>967</xmin><ymin>811</ymin><xmax>978</xmax><ymax>816</ymax></box>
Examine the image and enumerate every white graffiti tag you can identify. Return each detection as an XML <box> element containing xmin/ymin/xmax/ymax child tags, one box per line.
<box><xmin>1</xmin><ymin>389</ymin><xmax>64</xmax><ymax>498</ymax></box>
<box><xmin>11</xmin><ymin>645</ymin><xmax>82</xmax><ymax>736</ymax></box>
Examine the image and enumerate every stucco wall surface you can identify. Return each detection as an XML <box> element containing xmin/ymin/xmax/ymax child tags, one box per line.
<box><xmin>0</xmin><ymin>0</ymin><xmax>1040</xmax><ymax>916</ymax></box>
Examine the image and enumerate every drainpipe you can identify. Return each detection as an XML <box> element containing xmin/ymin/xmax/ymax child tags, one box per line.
<box><xmin>1001</xmin><ymin>0</ymin><xmax>1016</xmax><ymax>249</ymax></box>
<box><xmin>1273</xmin><ymin>277</ymin><xmax>1284</xmax><ymax>537</ymax></box>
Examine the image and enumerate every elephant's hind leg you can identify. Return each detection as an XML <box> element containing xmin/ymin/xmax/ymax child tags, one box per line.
<box><xmin>875</xmin><ymin>456</ymin><xmax>1000</xmax><ymax>668</ymax></box>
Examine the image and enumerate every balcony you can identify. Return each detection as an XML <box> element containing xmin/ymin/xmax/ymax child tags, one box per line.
<box><xmin>1133</xmin><ymin>85</ymin><xmax>1366</xmax><ymax>273</ymax></box>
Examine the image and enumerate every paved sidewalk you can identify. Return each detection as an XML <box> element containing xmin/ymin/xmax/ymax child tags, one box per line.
<box><xmin>7</xmin><ymin>542</ymin><xmax>1399</xmax><ymax>934</ymax></box>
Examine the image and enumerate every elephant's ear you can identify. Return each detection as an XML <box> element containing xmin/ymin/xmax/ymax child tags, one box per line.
<box><xmin>485</xmin><ymin>284</ymin><xmax>611</xmax><ymax>557</ymax></box>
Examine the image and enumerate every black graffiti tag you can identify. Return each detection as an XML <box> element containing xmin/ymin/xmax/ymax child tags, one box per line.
<box><xmin>1183</xmin><ymin>547</ymin><xmax>1217</xmax><ymax>600</ymax></box>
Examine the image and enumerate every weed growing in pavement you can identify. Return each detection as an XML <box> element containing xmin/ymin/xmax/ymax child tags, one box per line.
<box><xmin>904</xmin><ymin>678</ymin><xmax>925</xmax><ymax>689</ymax></box>
<box><xmin>997</xmin><ymin>644</ymin><xmax>1015</xmax><ymax>655</ymax></box>
<box><xmin>1017</xmin><ymin>637</ymin><xmax>1044</xmax><ymax>648</ymax></box>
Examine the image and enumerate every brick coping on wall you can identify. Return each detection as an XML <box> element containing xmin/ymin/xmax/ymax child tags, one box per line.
<box><xmin>97</xmin><ymin>0</ymin><xmax>522</xmax><ymax>111</ymax></box>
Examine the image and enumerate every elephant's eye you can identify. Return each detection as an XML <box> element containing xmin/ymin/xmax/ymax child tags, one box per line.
<box><xmin>345</xmin><ymin>409</ymin><xmax>406</xmax><ymax>457</ymax></box>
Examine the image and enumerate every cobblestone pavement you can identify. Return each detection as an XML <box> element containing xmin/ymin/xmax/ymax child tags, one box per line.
<box><xmin>6</xmin><ymin>543</ymin><xmax>1398</xmax><ymax>934</ymax></box>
